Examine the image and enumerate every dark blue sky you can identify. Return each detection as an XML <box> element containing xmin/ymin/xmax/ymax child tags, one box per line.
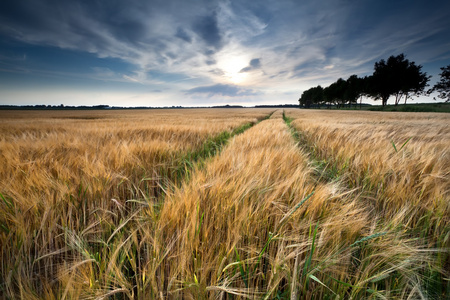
<box><xmin>1</xmin><ymin>0</ymin><xmax>449</xmax><ymax>106</ymax></box>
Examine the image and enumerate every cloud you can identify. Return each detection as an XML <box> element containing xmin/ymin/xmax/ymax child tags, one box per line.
<box><xmin>91</xmin><ymin>67</ymin><xmax>117</xmax><ymax>80</ymax></box>
<box><xmin>192</xmin><ymin>12</ymin><xmax>223</xmax><ymax>50</ymax></box>
<box><xmin>216</xmin><ymin>1</ymin><xmax>267</xmax><ymax>42</ymax></box>
<box><xmin>1</xmin><ymin>0</ymin><xmax>450</xmax><ymax>106</ymax></box>
<box><xmin>175</xmin><ymin>27</ymin><xmax>192</xmax><ymax>43</ymax></box>
<box><xmin>185</xmin><ymin>84</ymin><xmax>261</xmax><ymax>97</ymax></box>
<box><xmin>240</xmin><ymin>58</ymin><xmax>262</xmax><ymax>72</ymax></box>
<box><xmin>123</xmin><ymin>75</ymin><xmax>143</xmax><ymax>84</ymax></box>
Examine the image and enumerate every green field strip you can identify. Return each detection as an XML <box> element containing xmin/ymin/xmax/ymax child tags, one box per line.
<box><xmin>155</xmin><ymin>114</ymin><xmax>331</xmax><ymax>299</ymax></box>
<box><xmin>282</xmin><ymin>110</ymin><xmax>342</xmax><ymax>184</ymax></box>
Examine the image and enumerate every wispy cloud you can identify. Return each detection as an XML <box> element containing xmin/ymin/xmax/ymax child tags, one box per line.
<box><xmin>185</xmin><ymin>83</ymin><xmax>261</xmax><ymax>98</ymax></box>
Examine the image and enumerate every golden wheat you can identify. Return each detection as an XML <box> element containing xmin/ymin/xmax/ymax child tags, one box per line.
<box><xmin>143</xmin><ymin>111</ymin><xmax>430</xmax><ymax>298</ymax></box>
<box><xmin>0</xmin><ymin>108</ymin><xmax>271</xmax><ymax>298</ymax></box>
<box><xmin>285</xmin><ymin>108</ymin><xmax>449</xmax><ymax>298</ymax></box>
<box><xmin>0</xmin><ymin>108</ymin><xmax>446</xmax><ymax>299</ymax></box>
<box><xmin>285</xmin><ymin>109</ymin><xmax>449</xmax><ymax>233</ymax></box>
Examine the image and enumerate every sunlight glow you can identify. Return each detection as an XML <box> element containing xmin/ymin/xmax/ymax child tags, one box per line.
<box><xmin>218</xmin><ymin>55</ymin><xmax>249</xmax><ymax>84</ymax></box>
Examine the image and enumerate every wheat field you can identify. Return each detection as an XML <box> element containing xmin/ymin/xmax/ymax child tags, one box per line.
<box><xmin>0</xmin><ymin>108</ymin><xmax>448</xmax><ymax>299</ymax></box>
<box><xmin>285</xmin><ymin>109</ymin><xmax>449</xmax><ymax>239</ymax></box>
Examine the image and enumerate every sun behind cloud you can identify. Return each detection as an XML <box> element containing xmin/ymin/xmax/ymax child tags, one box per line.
<box><xmin>229</xmin><ymin>71</ymin><xmax>248</xmax><ymax>84</ymax></box>
<box><xmin>217</xmin><ymin>55</ymin><xmax>249</xmax><ymax>84</ymax></box>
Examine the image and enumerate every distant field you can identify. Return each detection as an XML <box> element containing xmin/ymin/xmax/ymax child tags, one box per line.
<box><xmin>0</xmin><ymin>108</ymin><xmax>448</xmax><ymax>299</ymax></box>
<box><xmin>367</xmin><ymin>102</ymin><xmax>450</xmax><ymax>112</ymax></box>
<box><xmin>301</xmin><ymin>102</ymin><xmax>450</xmax><ymax>113</ymax></box>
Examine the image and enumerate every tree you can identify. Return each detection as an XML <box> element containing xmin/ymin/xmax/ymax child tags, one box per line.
<box><xmin>358</xmin><ymin>76</ymin><xmax>372</xmax><ymax>109</ymax></box>
<box><xmin>323</xmin><ymin>78</ymin><xmax>347</xmax><ymax>108</ymax></box>
<box><xmin>370</xmin><ymin>57</ymin><xmax>396</xmax><ymax>106</ymax></box>
<box><xmin>344</xmin><ymin>75</ymin><xmax>364</xmax><ymax>107</ymax></box>
<box><xmin>429</xmin><ymin>65</ymin><xmax>450</xmax><ymax>102</ymax></box>
<box><xmin>335</xmin><ymin>78</ymin><xmax>348</xmax><ymax>108</ymax></box>
<box><xmin>299</xmin><ymin>88</ymin><xmax>313</xmax><ymax>108</ymax></box>
<box><xmin>299</xmin><ymin>85</ymin><xmax>324</xmax><ymax>108</ymax></box>
<box><xmin>310</xmin><ymin>85</ymin><xmax>324</xmax><ymax>107</ymax></box>
<box><xmin>369</xmin><ymin>54</ymin><xmax>430</xmax><ymax>106</ymax></box>
<box><xmin>323</xmin><ymin>84</ymin><xmax>335</xmax><ymax>108</ymax></box>
<box><xmin>400</xmin><ymin>61</ymin><xmax>430</xmax><ymax>104</ymax></box>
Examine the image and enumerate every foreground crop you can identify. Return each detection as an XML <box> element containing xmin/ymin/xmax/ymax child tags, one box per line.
<box><xmin>0</xmin><ymin>108</ymin><xmax>448</xmax><ymax>299</ymax></box>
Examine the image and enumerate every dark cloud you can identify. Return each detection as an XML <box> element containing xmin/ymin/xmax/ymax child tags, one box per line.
<box><xmin>0</xmin><ymin>2</ymin><xmax>55</xmax><ymax>34</ymax></box>
<box><xmin>240</xmin><ymin>58</ymin><xmax>261</xmax><ymax>72</ymax></box>
<box><xmin>165</xmin><ymin>52</ymin><xmax>177</xmax><ymax>60</ymax></box>
<box><xmin>209</xmin><ymin>69</ymin><xmax>225</xmax><ymax>76</ymax></box>
<box><xmin>185</xmin><ymin>84</ymin><xmax>260</xmax><ymax>97</ymax></box>
<box><xmin>175</xmin><ymin>27</ymin><xmax>192</xmax><ymax>43</ymax></box>
<box><xmin>204</xmin><ymin>49</ymin><xmax>216</xmax><ymax>56</ymax></box>
<box><xmin>192</xmin><ymin>12</ymin><xmax>222</xmax><ymax>49</ymax></box>
<box><xmin>250</xmin><ymin>58</ymin><xmax>261</xmax><ymax>68</ymax></box>
<box><xmin>0</xmin><ymin>1</ymin><xmax>138</xmax><ymax>54</ymax></box>
<box><xmin>108</xmin><ymin>19</ymin><xmax>146</xmax><ymax>46</ymax></box>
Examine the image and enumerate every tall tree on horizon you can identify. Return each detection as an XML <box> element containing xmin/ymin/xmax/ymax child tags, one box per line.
<box><xmin>344</xmin><ymin>75</ymin><xmax>364</xmax><ymax>107</ymax></box>
<box><xmin>299</xmin><ymin>85</ymin><xmax>324</xmax><ymax>108</ymax></box>
<box><xmin>429</xmin><ymin>65</ymin><xmax>450</xmax><ymax>102</ymax></box>
<box><xmin>370</xmin><ymin>54</ymin><xmax>430</xmax><ymax>106</ymax></box>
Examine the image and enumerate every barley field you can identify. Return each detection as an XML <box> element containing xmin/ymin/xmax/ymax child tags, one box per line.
<box><xmin>0</xmin><ymin>108</ymin><xmax>448</xmax><ymax>299</ymax></box>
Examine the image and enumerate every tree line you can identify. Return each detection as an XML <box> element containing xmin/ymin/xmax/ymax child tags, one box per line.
<box><xmin>299</xmin><ymin>53</ymin><xmax>450</xmax><ymax>108</ymax></box>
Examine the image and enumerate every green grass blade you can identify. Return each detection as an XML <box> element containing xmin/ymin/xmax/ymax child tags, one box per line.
<box><xmin>250</xmin><ymin>232</ymin><xmax>275</xmax><ymax>279</ymax></box>
<box><xmin>391</xmin><ymin>140</ymin><xmax>398</xmax><ymax>153</ymax></box>
<box><xmin>349</xmin><ymin>232</ymin><xmax>386</xmax><ymax>248</ymax></box>
<box><xmin>0</xmin><ymin>192</ymin><xmax>13</xmax><ymax>211</ymax></box>
<box><xmin>257</xmin><ymin>232</ymin><xmax>274</xmax><ymax>265</ymax></box>
<box><xmin>234</xmin><ymin>247</ymin><xmax>248</xmax><ymax>288</ymax></box>
<box><xmin>398</xmin><ymin>137</ymin><xmax>412</xmax><ymax>152</ymax></box>
<box><xmin>196</xmin><ymin>212</ymin><xmax>204</xmax><ymax>237</ymax></box>
<box><xmin>278</xmin><ymin>191</ymin><xmax>314</xmax><ymax>227</ymax></box>
<box><xmin>309</xmin><ymin>274</ymin><xmax>336</xmax><ymax>295</ymax></box>
<box><xmin>303</xmin><ymin>221</ymin><xmax>319</xmax><ymax>280</ymax></box>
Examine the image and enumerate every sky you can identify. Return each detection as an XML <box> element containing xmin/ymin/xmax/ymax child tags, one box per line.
<box><xmin>0</xmin><ymin>0</ymin><xmax>449</xmax><ymax>107</ymax></box>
